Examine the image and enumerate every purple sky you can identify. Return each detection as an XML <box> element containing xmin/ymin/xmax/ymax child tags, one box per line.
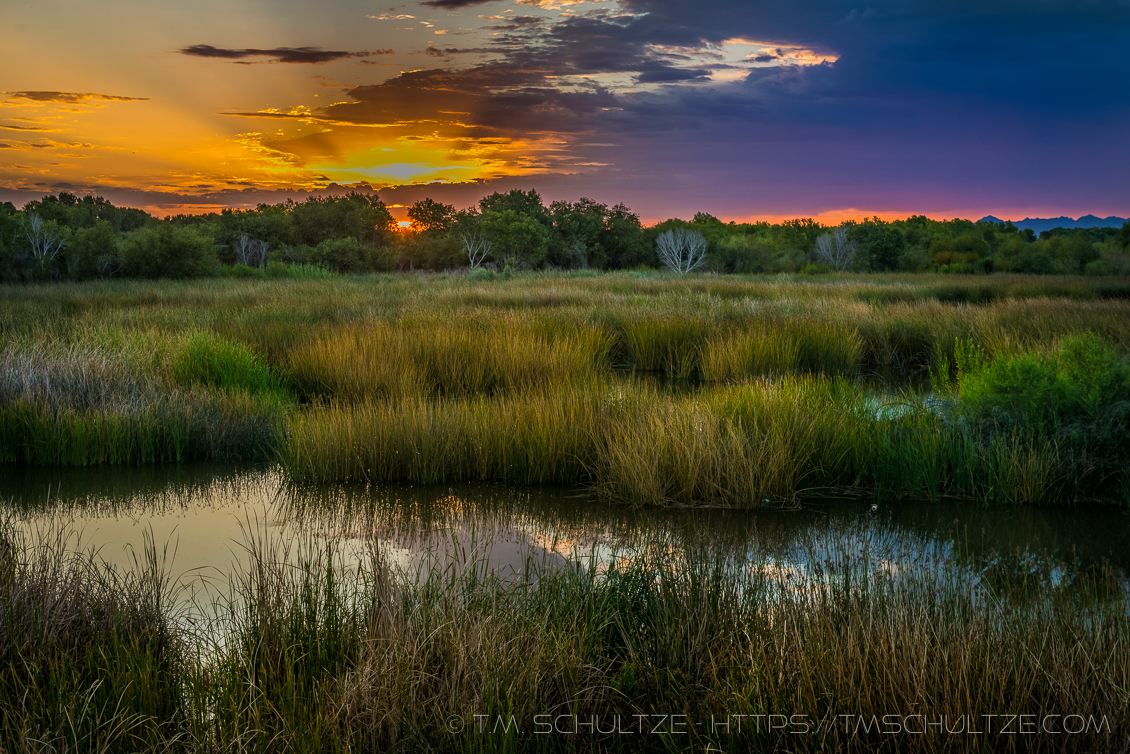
<box><xmin>2</xmin><ymin>0</ymin><xmax>1127</xmax><ymax>222</ymax></box>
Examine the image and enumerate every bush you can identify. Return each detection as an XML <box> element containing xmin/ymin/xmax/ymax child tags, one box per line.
<box><xmin>63</xmin><ymin>220</ymin><xmax>120</xmax><ymax>280</ymax></box>
<box><xmin>958</xmin><ymin>333</ymin><xmax>1130</xmax><ymax>429</ymax></box>
<box><xmin>121</xmin><ymin>223</ymin><xmax>216</xmax><ymax>279</ymax></box>
<box><xmin>1085</xmin><ymin>259</ymin><xmax>1115</xmax><ymax>276</ymax></box>
<box><xmin>312</xmin><ymin>237</ymin><xmax>394</xmax><ymax>273</ymax></box>
<box><xmin>223</xmin><ymin>263</ymin><xmax>264</xmax><ymax>279</ymax></box>
<box><xmin>1009</xmin><ymin>252</ymin><xmax>1056</xmax><ymax>275</ymax></box>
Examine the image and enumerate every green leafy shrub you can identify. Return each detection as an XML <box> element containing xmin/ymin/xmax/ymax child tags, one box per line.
<box><xmin>221</xmin><ymin>263</ymin><xmax>264</xmax><ymax>279</ymax></box>
<box><xmin>958</xmin><ymin>333</ymin><xmax>1130</xmax><ymax>429</ymax></box>
<box><xmin>121</xmin><ymin>223</ymin><xmax>216</xmax><ymax>279</ymax></box>
<box><xmin>312</xmin><ymin>237</ymin><xmax>394</xmax><ymax>273</ymax></box>
<box><xmin>63</xmin><ymin>220</ymin><xmax>120</xmax><ymax>280</ymax></box>
<box><xmin>1084</xmin><ymin>259</ymin><xmax>1115</xmax><ymax>276</ymax></box>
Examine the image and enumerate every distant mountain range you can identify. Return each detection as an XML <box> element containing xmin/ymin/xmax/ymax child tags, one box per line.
<box><xmin>978</xmin><ymin>214</ymin><xmax>1128</xmax><ymax>233</ymax></box>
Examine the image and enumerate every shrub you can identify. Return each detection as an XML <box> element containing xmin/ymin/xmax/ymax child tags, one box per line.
<box><xmin>312</xmin><ymin>236</ymin><xmax>367</xmax><ymax>273</ymax></box>
<box><xmin>224</xmin><ymin>263</ymin><xmax>263</xmax><ymax>279</ymax></box>
<box><xmin>958</xmin><ymin>333</ymin><xmax>1130</xmax><ymax>429</ymax></box>
<box><xmin>63</xmin><ymin>220</ymin><xmax>120</xmax><ymax>280</ymax></box>
<box><xmin>1085</xmin><ymin>259</ymin><xmax>1115</xmax><ymax>276</ymax></box>
<box><xmin>121</xmin><ymin>223</ymin><xmax>216</xmax><ymax>279</ymax></box>
<box><xmin>312</xmin><ymin>237</ymin><xmax>394</xmax><ymax>273</ymax></box>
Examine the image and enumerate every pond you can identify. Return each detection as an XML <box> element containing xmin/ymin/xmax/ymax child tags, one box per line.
<box><xmin>2</xmin><ymin>462</ymin><xmax>1127</xmax><ymax>618</ymax></box>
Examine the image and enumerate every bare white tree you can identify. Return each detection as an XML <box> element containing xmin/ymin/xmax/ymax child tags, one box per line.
<box><xmin>457</xmin><ymin>226</ymin><xmax>492</xmax><ymax>269</ymax></box>
<box><xmin>813</xmin><ymin>226</ymin><xmax>856</xmax><ymax>271</ymax></box>
<box><xmin>656</xmin><ymin>228</ymin><xmax>707</xmax><ymax>273</ymax></box>
<box><xmin>235</xmin><ymin>233</ymin><xmax>269</xmax><ymax>268</ymax></box>
<box><xmin>24</xmin><ymin>213</ymin><xmax>67</xmax><ymax>270</ymax></box>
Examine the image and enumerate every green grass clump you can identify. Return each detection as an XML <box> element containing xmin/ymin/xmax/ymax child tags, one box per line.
<box><xmin>621</xmin><ymin>317</ymin><xmax>708</xmax><ymax>378</ymax></box>
<box><xmin>174</xmin><ymin>331</ymin><xmax>287</xmax><ymax>397</ymax></box>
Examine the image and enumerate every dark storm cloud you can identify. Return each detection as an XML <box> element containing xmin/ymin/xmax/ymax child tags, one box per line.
<box><xmin>635</xmin><ymin>67</ymin><xmax>711</xmax><ymax>83</ymax></box>
<box><xmin>179</xmin><ymin>45</ymin><xmax>377</xmax><ymax>64</ymax></box>
<box><xmin>420</xmin><ymin>0</ymin><xmax>496</xmax><ymax>8</ymax></box>
<box><xmin>323</xmin><ymin>64</ymin><xmax>617</xmax><ymax>135</ymax></box>
<box><xmin>425</xmin><ymin>45</ymin><xmax>494</xmax><ymax>57</ymax></box>
<box><xmin>223</xmin><ymin>0</ymin><xmax>1129</xmax><ymax>218</ymax></box>
<box><xmin>4</xmin><ymin>91</ymin><xmax>148</xmax><ymax>103</ymax></box>
<box><xmin>303</xmin><ymin>0</ymin><xmax>1130</xmax><ymax>141</ymax></box>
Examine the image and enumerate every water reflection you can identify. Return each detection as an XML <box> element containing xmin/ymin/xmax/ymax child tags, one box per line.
<box><xmin>2</xmin><ymin>463</ymin><xmax>1128</xmax><ymax>612</ymax></box>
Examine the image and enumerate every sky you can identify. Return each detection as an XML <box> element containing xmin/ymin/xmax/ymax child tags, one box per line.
<box><xmin>1</xmin><ymin>0</ymin><xmax>1127</xmax><ymax>223</ymax></box>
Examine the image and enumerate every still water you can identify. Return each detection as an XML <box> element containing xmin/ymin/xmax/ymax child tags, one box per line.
<box><xmin>2</xmin><ymin>463</ymin><xmax>1128</xmax><ymax>615</ymax></box>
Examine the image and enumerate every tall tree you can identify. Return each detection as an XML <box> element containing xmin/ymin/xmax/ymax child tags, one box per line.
<box><xmin>407</xmin><ymin>198</ymin><xmax>456</xmax><ymax>234</ymax></box>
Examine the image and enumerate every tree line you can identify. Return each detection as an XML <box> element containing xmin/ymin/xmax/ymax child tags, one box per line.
<box><xmin>2</xmin><ymin>189</ymin><xmax>1128</xmax><ymax>282</ymax></box>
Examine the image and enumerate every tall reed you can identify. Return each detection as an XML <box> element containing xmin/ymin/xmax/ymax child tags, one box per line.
<box><xmin>0</xmin><ymin>519</ymin><xmax>187</xmax><ymax>751</ymax></box>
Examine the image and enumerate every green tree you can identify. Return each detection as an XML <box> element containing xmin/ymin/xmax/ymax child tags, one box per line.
<box><xmin>550</xmin><ymin>198</ymin><xmax>606</xmax><ymax>268</ymax></box>
<box><xmin>479</xmin><ymin>189</ymin><xmax>549</xmax><ymax>224</ymax></box>
<box><xmin>22</xmin><ymin>193</ymin><xmax>149</xmax><ymax>231</ymax></box>
<box><xmin>288</xmin><ymin>192</ymin><xmax>394</xmax><ymax>247</ymax></box>
<box><xmin>64</xmin><ymin>221</ymin><xmax>120</xmax><ymax>279</ymax></box>
<box><xmin>481</xmin><ymin>209</ymin><xmax>550</xmax><ymax>269</ymax></box>
<box><xmin>850</xmin><ymin>219</ymin><xmax>906</xmax><ymax>272</ymax></box>
<box><xmin>602</xmin><ymin>203</ymin><xmax>651</xmax><ymax>269</ymax></box>
<box><xmin>776</xmin><ymin>218</ymin><xmax>823</xmax><ymax>254</ymax></box>
<box><xmin>407</xmin><ymin>198</ymin><xmax>456</xmax><ymax>234</ymax></box>
<box><xmin>0</xmin><ymin>202</ymin><xmax>21</xmax><ymax>280</ymax></box>
<box><xmin>121</xmin><ymin>223</ymin><xmax>216</xmax><ymax>279</ymax></box>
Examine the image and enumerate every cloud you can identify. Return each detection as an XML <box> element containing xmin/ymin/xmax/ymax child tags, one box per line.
<box><xmin>424</xmin><ymin>45</ymin><xmax>494</xmax><ymax>57</ymax></box>
<box><xmin>421</xmin><ymin>0</ymin><xmax>496</xmax><ymax>8</ymax></box>
<box><xmin>484</xmin><ymin>16</ymin><xmax>546</xmax><ymax>30</ymax></box>
<box><xmin>4</xmin><ymin>91</ymin><xmax>148</xmax><ymax>103</ymax></box>
<box><xmin>178</xmin><ymin>45</ymin><xmax>378</xmax><ymax>64</ymax></box>
<box><xmin>189</xmin><ymin>0</ymin><xmax>1128</xmax><ymax>220</ymax></box>
<box><xmin>635</xmin><ymin>67</ymin><xmax>712</xmax><ymax>83</ymax></box>
<box><xmin>0</xmin><ymin>123</ymin><xmax>49</xmax><ymax>131</ymax></box>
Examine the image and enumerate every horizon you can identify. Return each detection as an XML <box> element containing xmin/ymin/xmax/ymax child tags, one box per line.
<box><xmin>3</xmin><ymin>186</ymin><xmax>1128</xmax><ymax>229</ymax></box>
<box><xmin>2</xmin><ymin>1</ymin><xmax>1128</xmax><ymax>222</ymax></box>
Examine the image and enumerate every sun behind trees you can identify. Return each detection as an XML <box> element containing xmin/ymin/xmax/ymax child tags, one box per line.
<box><xmin>1</xmin><ymin>191</ymin><xmax>1128</xmax><ymax>282</ymax></box>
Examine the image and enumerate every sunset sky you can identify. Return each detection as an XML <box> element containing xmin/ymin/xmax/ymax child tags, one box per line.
<box><xmin>1</xmin><ymin>0</ymin><xmax>1127</xmax><ymax>222</ymax></box>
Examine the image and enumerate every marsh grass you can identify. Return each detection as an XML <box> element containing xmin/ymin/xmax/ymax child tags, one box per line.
<box><xmin>0</xmin><ymin>342</ymin><xmax>287</xmax><ymax>464</ymax></box>
<box><xmin>0</xmin><ymin>519</ymin><xmax>187</xmax><ymax>751</ymax></box>
<box><xmin>286</xmin><ymin>318</ymin><xmax>613</xmax><ymax>401</ymax></box>
<box><xmin>282</xmin><ymin>376</ymin><xmax>1123</xmax><ymax>507</ymax></box>
<box><xmin>3</xmin><ymin>273</ymin><xmax>1129</xmax><ymax>504</ymax></box>
<box><xmin>173</xmin><ymin>331</ymin><xmax>288</xmax><ymax>398</ymax></box>
<box><xmin>4</xmin><ymin>515</ymin><xmax>1125</xmax><ymax>752</ymax></box>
